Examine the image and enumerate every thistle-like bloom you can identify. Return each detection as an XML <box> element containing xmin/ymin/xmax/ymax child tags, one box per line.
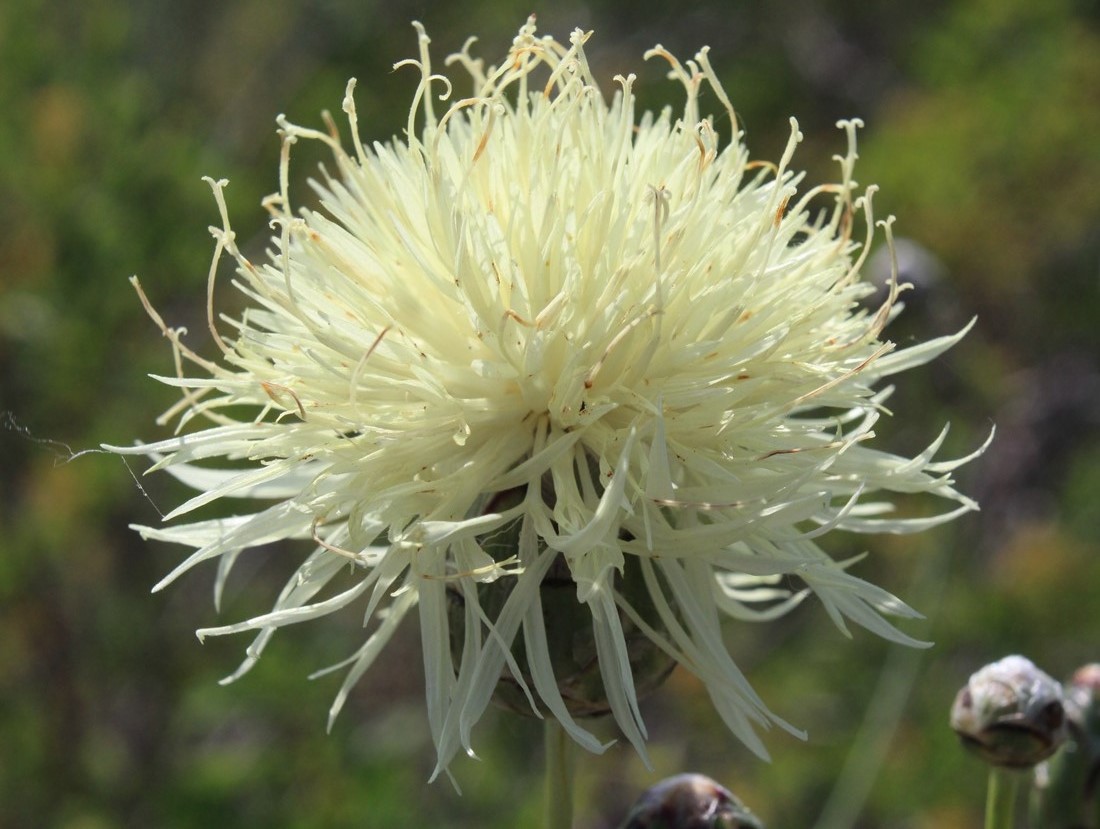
<box><xmin>111</xmin><ymin>18</ymin><xmax>985</xmax><ymax>776</ymax></box>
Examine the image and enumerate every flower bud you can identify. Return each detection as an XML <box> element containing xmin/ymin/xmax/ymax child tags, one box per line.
<box><xmin>950</xmin><ymin>655</ymin><xmax>1067</xmax><ymax>768</ymax></box>
<box><xmin>619</xmin><ymin>774</ymin><xmax>764</xmax><ymax>829</ymax></box>
<box><xmin>1033</xmin><ymin>663</ymin><xmax>1100</xmax><ymax>826</ymax></box>
<box><xmin>1065</xmin><ymin>663</ymin><xmax>1100</xmax><ymax>746</ymax></box>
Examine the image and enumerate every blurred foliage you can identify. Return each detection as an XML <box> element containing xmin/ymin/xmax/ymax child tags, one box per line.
<box><xmin>1</xmin><ymin>0</ymin><xmax>1098</xmax><ymax>827</ymax></box>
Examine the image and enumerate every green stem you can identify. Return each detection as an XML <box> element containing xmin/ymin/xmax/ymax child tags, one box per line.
<box><xmin>811</xmin><ymin>536</ymin><xmax>951</xmax><ymax>829</ymax></box>
<box><xmin>985</xmin><ymin>768</ymin><xmax>1021</xmax><ymax>829</ymax></box>
<box><xmin>545</xmin><ymin>719</ymin><xmax>576</xmax><ymax>829</ymax></box>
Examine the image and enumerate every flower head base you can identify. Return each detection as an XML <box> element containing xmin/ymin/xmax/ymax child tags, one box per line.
<box><xmin>111</xmin><ymin>17</ymin><xmax>986</xmax><ymax>777</ymax></box>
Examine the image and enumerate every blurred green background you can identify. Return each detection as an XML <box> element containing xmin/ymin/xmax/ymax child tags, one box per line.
<box><xmin>2</xmin><ymin>0</ymin><xmax>1098</xmax><ymax>826</ymax></box>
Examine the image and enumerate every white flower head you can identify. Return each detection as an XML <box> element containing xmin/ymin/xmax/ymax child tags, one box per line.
<box><xmin>111</xmin><ymin>17</ymin><xmax>987</xmax><ymax>777</ymax></box>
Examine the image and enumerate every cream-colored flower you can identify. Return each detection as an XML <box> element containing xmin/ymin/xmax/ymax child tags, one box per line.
<box><xmin>110</xmin><ymin>18</ymin><xmax>986</xmax><ymax>777</ymax></box>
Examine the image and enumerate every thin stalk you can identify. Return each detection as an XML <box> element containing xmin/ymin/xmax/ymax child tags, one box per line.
<box><xmin>812</xmin><ymin>543</ymin><xmax>949</xmax><ymax>829</ymax></box>
<box><xmin>985</xmin><ymin>768</ymin><xmax>1021</xmax><ymax>829</ymax></box>
<box><xmin>545</xmin><ymin>719</ymin><xmax>576</xmax><ymax>829</ymax></box>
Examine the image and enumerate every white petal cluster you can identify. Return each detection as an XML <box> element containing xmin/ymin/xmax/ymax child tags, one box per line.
<box><xmin>111</xmin><ymin>18</ymin><xmax>985</xmax><ymax>776</ymax></box>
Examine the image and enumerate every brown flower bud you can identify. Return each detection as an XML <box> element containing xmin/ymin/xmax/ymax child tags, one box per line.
<box><xmin>619</xmin><ymin>774</ymin><xmax>764</xmax><ymax>829</ymax></box>
<box><xmin>950</xmin><ymin>655</ymin><xmax>1067</xmax><ymax>769</ymax></box>
<box><xmin>1033</xmin><ymin>663</ymin><xmax>1100</xmax><ymax>826</ymax></box>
